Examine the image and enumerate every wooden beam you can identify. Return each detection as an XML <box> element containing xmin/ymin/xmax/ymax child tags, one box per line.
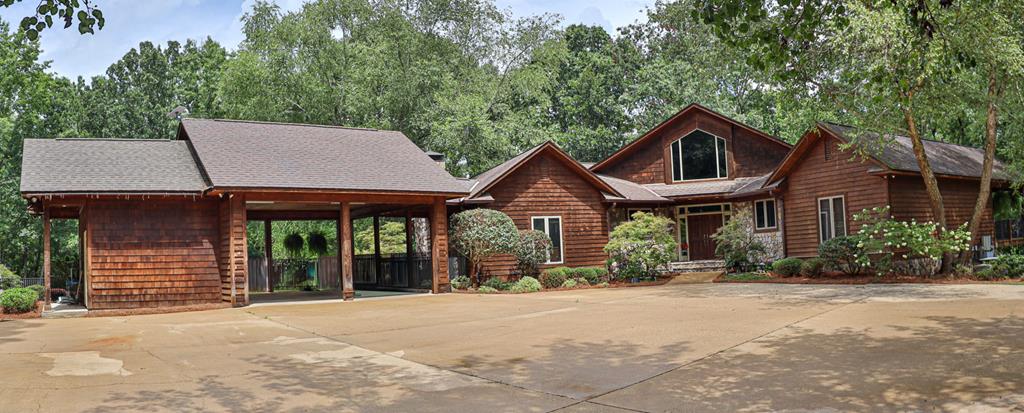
<box><xmin>340</xmin><ymin>203</ymin><xmax>354</xmax><ymax>300</ymax></box>
<box><xmin>373</xmin><ymin>216</ymin><xmax>382</xmax><ymax>284</ymax></box>
<box><xmin>238</xmin><ymin>191</ymin><xmax>462</xmax><ymax>204</ymax></box>
<box><xmin>430</xmin><ymin>197</ymin><xmax>449</xmax><ymax>293</ymax></box>
<box><xmin>246</xmin><ymin>210</ymin><xmax>339</xmax><ymax>221</ymax></box>
<box><xmin>43</xmin><ymin>207</ymin><xmax>51</xmax><ymax>310</ymax></box>
<box><xmin>264</xmin><ymin>220</ymin><xmax>273</xmax><ymax>293</ymax></box>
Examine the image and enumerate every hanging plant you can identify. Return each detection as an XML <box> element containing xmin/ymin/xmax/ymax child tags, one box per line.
<box><xmin>307</xmin><ymin>232</ymin><xmax>329</xmax><ymax>257</ymax></box>
<box><xmin>993</xmin><ymin>190</ymin><xmax>1024</xmax><ymax>221</ymax></box>
<box><xmin>283</xmin><ymin>233</ymin><xmax>305</xmax><ymax>257</ymax></box>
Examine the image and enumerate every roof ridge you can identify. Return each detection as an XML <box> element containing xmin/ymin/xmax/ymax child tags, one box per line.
<box><xmin>52</xmin><ymin>138</ymin><xmax>177</xmax><ymax>142</ymax></box>
<box><xmin>186</xmin><ymin>117</ymin><xmax>380</xmax><ymax>132</ymax></box>
<box><xmin>824</xmin><ymin>122</ymin><xmax>985</xmax><ymax>152</ymax></box>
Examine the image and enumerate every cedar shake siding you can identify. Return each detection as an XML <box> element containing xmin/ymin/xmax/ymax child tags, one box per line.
<box><xmin>478</xmin><ymin>151</ymin><xmax>609</xmax><ymax>277</ymax></box>
<box><xmin>596</xmin><ymin>106</ymin><xmax>790</xmax><ymax>185</ymax></box>
<box><xmin>86</xmin><ymin>199</ymin><xmax>222</xmax><ymax>310</ymax></box>
<box><xmin>218</xmin><ymin>195</ymin><xmax>248</xmax><ymax>306</ymax></box>
<box><xmin>888</xmin><ymin>176</ymin><xmax>995</xmax><ymax>242</ymax></box>
<box><xmin>779</xmin><ymin>132</ymin><xmax>889</xmax><ymax>257</ymax></box>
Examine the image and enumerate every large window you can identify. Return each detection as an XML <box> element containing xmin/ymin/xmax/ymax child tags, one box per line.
<box><xmin>755</xmin><ymin>199</ymin><xmax>777</xmax><ymax>230</ymax></box>
<box><xmin>532</xmin><ymin>216</ymin><xmax>564</xmax><ymax>264</ymax></box>
<box><xmin>818</xmin><ymin>196</ymin><xmax>846</xmax><ymax>242</ymax></box>
<box><xmin>671</xmin><ymin>130</ymin><xmax>728</xmax><ymax>181</ymax></box>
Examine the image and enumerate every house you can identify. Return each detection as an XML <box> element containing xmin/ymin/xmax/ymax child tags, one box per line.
<box><xmin>766</xmin><ymin>122</ymin><xmax>1010</xmax><ymax>257</ymax></box>
<box><xmin>20</xmin><ymin>119</ymin><xmax>469</xmax><ymax>310</ymax></box>
<box><xmin>451</xmin><ymin>104</ymin><xmax>794</xmax><ymax>275</ymax></box>
<box><xmin>452</xmin><ymin>105</ymin><xmax>1010</xmax><ymax>278</ymax></box>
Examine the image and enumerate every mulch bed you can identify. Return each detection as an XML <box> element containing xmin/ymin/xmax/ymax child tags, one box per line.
<box><xmin>0</xmin><ymin>301</ymin><xmax>44</xmax><ymax>321</ymax></box>
<box><xmin>453</xmin><ymin>276</ymin><xmax>673</xmax><ymax>294</ymax></box>
<box><xmin>716</xmin><ymin>273</ymin><xmax>1024</xmax><ymax>285</ymax></box>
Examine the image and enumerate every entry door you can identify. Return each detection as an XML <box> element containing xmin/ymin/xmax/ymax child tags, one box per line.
<box><xmin>687</xmin><ymin>214</ymin><xmax>722</xmax><ymax>260</ymax></box>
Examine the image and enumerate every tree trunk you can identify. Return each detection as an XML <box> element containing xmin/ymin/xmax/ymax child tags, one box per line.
<box><xmin>959</xmin><ymin>70</ymin><xmax>1000</xmax><ymax>264</ymax></box>
<box><xmin>901</xmin><ymin>105</ymin><xmax>951</xmax><ymax>273</ymax></box>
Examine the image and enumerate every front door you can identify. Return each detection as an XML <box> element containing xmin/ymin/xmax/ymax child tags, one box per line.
<box><xmin>687</xmin><ymin>214</ymin><xmax>722</xmax><ymax>260</ymax></box>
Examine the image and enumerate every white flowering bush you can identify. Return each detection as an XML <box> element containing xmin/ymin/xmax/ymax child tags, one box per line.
<box><xmin>851</xmin><ymin>206</ymin><xmax>971</xmax><ymax>275</ymax></box>
<box><xmin>604</xmin><ymin>212</ymin><xmax>675</xmax><ymax>279</ymax></box>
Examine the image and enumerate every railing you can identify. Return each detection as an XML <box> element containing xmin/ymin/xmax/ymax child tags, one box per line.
<box><xmin>355</xmin><ymin>254</ymin><xmax>433</xmax><ymax>290</ymax></box>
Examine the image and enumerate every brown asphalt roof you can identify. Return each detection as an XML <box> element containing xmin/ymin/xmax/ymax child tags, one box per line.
<box><xmin>821</xmin><ymin>122</ymin><xmax>1009</xmax><ymax>180</ymax></box>
<box><xmin>180</xmin><ymin>118</ymin><xmax>468</xmax><ymax>195</ymax></box>
<box><xmin>643</xmin><ymin>176</ymin><xmax>768</xmax><ymax>199</ymax></box>
<box><xmin>597</xmin><ymin>174</ymin><xmax>670</xmax><ymax>203</ymax></box>
<box><xmin>20</xmin><ymin>139</ymin><xmax>208</xmax><ymax>195</ymax></box>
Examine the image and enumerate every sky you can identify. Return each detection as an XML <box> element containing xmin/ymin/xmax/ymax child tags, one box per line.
<box><xmin>0</xmin><ymin>0</ymin><xmax>653</xmax><ymax>80</ymax></box>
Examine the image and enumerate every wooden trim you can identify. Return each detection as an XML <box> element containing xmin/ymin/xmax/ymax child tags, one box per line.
<box><xmin>42</xmin><ymin>207</ymin><xmax>51</xmax><ymax>310</ymax></box>
<box><xmin>753</xmin><ymin>198</ymin><xmax>778</xmax><ymax>231</ymax></box>
<box><xmin>668</xmin><ymin>128</ymin><xmax>730</xmax><ymax>183</ymax></box>
<box><xmin>210</xmin><ymin>187</ymin><xmax>467</xmax><ymax>199</ymax></box>
<box><xmin>592</xmin><ymin>103</ymin><xmax>791</xmax><ymax>172</ymax></box>
<box><xmin>816</xmin><ymin>195</ymin><xmax>848</xmax><ymax>243</ymax></box>
<box><xmin>531</xmin><ymin>216</ymin><xmax>565</xmax><ymax>265</ymax></box>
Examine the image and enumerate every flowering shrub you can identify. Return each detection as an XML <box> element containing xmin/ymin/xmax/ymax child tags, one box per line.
<box><xmin>512</xmin><ymin>230</ymin><xmax>552</xmax><ymax>277</ymax></box>
<box><xmin>604</xmin><ymin>212</ymin><xmax>675</xmax><ymax>279</ymax></box>
<box><xmin>851</xmin><ymin>206</ymin><xmax>971</xmax><ymax>275</ymax></box>
<box><xmin>449</xmin><ymin>209</ymin><xmax>519</xmax><ymax>284</ymax></box>
<box><xmin>712</xmin><ymin>208</ymin><xmax>769</xmax><ymax>272</ymax></box>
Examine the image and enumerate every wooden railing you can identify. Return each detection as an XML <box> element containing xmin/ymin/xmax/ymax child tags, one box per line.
<box><xmin>355</xmin><ymin>254</ymin><xmax>432</xmax><ymax>290</ymax></box>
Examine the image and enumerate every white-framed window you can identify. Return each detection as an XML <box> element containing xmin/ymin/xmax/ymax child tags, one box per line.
<box><xmin>626</xmin><ymin>208</ymin><xmax>653</xmax><ymax>221</ymax></box>
<box><xmin>670</xmin><ymin>129</ymin><xmax>728</xmax><ymax>182</ymax></box>
<box><xmin>818</xmin><ymin>196</ymin><xmax>846</xmax><ymax>242</ymax></box>
<box><xmin>532</xmin><ymin>216</ymin><xmax>564</xmax><ymax>264</ymax></box>
<box><xmin>754</xmin><ymin>199</ymin><xmax>777</xmax><ymax>230</ymax></box>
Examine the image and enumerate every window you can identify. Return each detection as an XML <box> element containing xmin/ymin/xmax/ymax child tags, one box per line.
<box><xmin>755</xmin><ymin>199</ymin><xmax>777</xmax><ymax>230</ymax></box>
<box><xmin>532</xmin><ymin>216</ymin><xmax>563</xmax><ymax>264</ymax></box>
<box><xmin>671</xmin><ymin>130</ymin><xmax>728</xmax><ymax>181</ymax></box>
<box><xmin>818</xmin><ymin>196</ymin><xmax>846</xmax><ymax>242</ymax></box>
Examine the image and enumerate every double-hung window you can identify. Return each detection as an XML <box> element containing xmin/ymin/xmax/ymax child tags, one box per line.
<box><xmin>754</xmin><ymin>199</ymin><xmax>777</xmax><ymax>230</ymax></box>
<box><xmin>532</xmin><ymin>216</ymin><xmax>564</xmax><ymax>264</ymax></box>
<box><xmin>818</xmin><ymin>196</ymin><xmax>846</xmax><ymax>242</ymax></box>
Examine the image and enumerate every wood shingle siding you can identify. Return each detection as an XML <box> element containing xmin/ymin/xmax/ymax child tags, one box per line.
<box><xmin>86</xmin><ymin>199</ymin><xmax>222</xmax><ymax>310</ymax></box>
<box><xmin>778</xmin><ymin>132</ymin><xmax>889</xmax><ymax>257</ymax></box>
<box><xmin>889</xmin><ymin>176</ymin><xmax>994</xmax><ymax>242</ymax></box>
<box><xmin>477</xmin><ymin>151</ymin><xmax>609</xmax><ymax>277</ymax></box>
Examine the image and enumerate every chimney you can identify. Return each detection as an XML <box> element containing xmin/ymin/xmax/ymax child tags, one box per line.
<box><xmin>425</xmin><ymin>150</ymin><xmax>446</xmax><ymax>169</ymax></box>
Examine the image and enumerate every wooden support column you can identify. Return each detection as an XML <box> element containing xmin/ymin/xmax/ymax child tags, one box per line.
<box><xmin>42</xmin><ymin>207</ymin><xmax>52</xmax><ymax>310</ymax></box>
<box><xmin>430</xmin><ymin>197</ymin><xmax>449</xmax><ymax>293</ymax></box>
<box><xmin>373</xmin><ymin>215</ymin><xmax>382</xmax><ymax>283</ymax></box>
<box><xmin>339</xmin><ymin>202</ymin><xmax>354</xmax><ymax>300</ymax></box>
<box><xmin>405</xmin><ymin>209</ymin><xmax>414</xmax><ymax>278</ymax></box>
<box><xmin>264</xmin><ymin>220</ymin><xmax>273</xmax><ymax>293</ymax></box>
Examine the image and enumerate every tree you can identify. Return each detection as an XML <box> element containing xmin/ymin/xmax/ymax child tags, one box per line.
<box><xmin>3</xmin><ymin>0</ymin><xmax>104</xmax><ymax>40</ymax></box>
<box><xmin>449</xmin><ymin>209</ymin><xmax>518</xmax><ymax>285</ymax></box>
<box><xmin>697</xmin><ymin>0</ymin><xmax>1024</xmax><ymax>271</ymax></box>
<box><xmin>604</xmin><ymin>212</ymin><xmax>675</xmax><ymax>279</ymax></box>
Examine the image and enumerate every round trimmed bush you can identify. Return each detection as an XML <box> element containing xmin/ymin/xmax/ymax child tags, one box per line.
<box><xmin>0</xmin><ymin>287</ymin><xmax>39</xmax><ymax>313</ymax></box>
<box><xmin>541</xmin><ymin>267</ymin><xmax>572</xmax><ymax>289</ymax></box>
<box><xmin>510</xmin><ymin>276</ymin><xmax>541</xmax><ymax>293</ymax></box>
<box><xmin>482</xmin><ymin>276</ymin><xmax>511</xmax><ymax>291</ymax></box>
<box><xmin>772</xmin><ymin>258</ymin><xmax>803</xmax><ymax>277</ymax></box>
<box><xmin>27</xmin><ymin>284</ymin><xmax>45</xmax><ymax>299</ymax></box>
<box><xmin>0</xmin><ymin>264</ymin><xmax>21</xmax><ymax>291</ymax></box>
<box><xmin>800</xmin><ymin>258</ymin><xmax>827</xmax><ymax>278</ymax></box>
<box><xmin>575</xmin><ymin>267</ymin><xmax>609</xmax><ymax>284</ymax></box>
<box><xmin>560</xmin><ymin>278</ymin><xmax>578</xmax><ymax>289</ymax></box>
<box><xmin>450</xmin><ymin>276</ymin><xmax>471</xmax><ymax>290</ymax></box>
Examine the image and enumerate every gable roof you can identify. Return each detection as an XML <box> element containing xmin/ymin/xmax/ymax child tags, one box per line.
<box><xmin>767</xmin><ymin>122</ymin><xmax>1010</xmax><ymax>185</ymax></box>
<box><xmin>591</xmin><ymin>103</ymin><xmax>791</xmax><ymax>172</ymax></box>
<box><xmin>597</xmin><ymin>174</ymin><xmax>671</xmax><ymax>203</ymax></box>
<box><xmin>20</xmin><ymin>139</ymin><xmax>209</xmax><ymax>195</ymax></box>
<box><xmin>457</xmin><ymin>141</ymin><xmax>623</xmax><ymax>202</ymax></box>
<box><xmin>643</xmin><ymin>175</ymin><xmax>770</xmax><ymax>199</ymax></box>
<box><xmin>179</xmin><ymin>118</ymin><xmax>467</xmax><ymax>195</ymax></box>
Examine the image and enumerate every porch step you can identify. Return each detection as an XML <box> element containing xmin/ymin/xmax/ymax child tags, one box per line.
<box><xmin>666</xmin><ymin>260</ymin><xmax>726</xmax><ymax>274</ymax></box>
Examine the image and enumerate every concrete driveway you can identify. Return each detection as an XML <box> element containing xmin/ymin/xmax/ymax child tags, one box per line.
<box><xmin>1</xmin><ymin>283</ymin><xmax>1022</xmax><ymax>412</ymax></box>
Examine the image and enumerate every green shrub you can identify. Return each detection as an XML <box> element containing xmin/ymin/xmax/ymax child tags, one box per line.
<box><xmin>27</xmin><ymin>284</ymin><xmax>45</xmax><ymax>300</ymax></box>
<box><xmin>450</xmin><ymin>276</ymin><xmax>471</xmax><ymax>290</ymax></box>
<box><xmin>509</xmin><ymin>276</ymin><xmax>541</xmax><ymax>293</ymax></box>
<box><xmin>723</xmin><ymin>272</ymin><xmax>773</xmax><ymax>281</ymax></box>
<box><xmin>0</xmin><ymin>287</ymin><xmax>38</xmax><ymax>313</ymax></box>
<box><xmin>541</xmin><ymin>267</ymin><xmax>573</xmax><ymax>289</ymax></box>
<box><xmin>0</xmin><ymin>264</ymin><xmax>21</xmax><ymax>290</ymax></box>
<box><xmin>818</xmin><ymin>236</ymin><xmax>866</xmax><ymax>275</ymax></box>
<box><xmin>513</xmin><ymin>230</ymin><xmax>552</xmax><ymax>278</ymax></box>
<box><xmin>772</xmin><ymin>258</ymin><xmax>803</xmax><ymax>277</ymax></box>
<box><xmin>449</xmin><ymin>209</ymin><xmax>519</xmax><ymax>285</ymax></box>
<box><xmin>575</xmin><ymin>278</ymin><xmax>591</xmax><ymax>287</ymax></box>
<box><xmin>975</xmin><ymin>268</ymin><xmax>1002</xmax><ymax>280</ymax></box>
<box><xmin>575</xmin><ymin>267</ymin><xmax>609</xmax><ymax>284</ymax></box>
<box><xmin>604</xmin><ymin>212</ymin><xmax>675</xmax><ymax>279</ymax></box>
<box><xmin>800</xmin><ymin>258</ymin><xmax>827</xmax><ymax>278</ymax></box>
<box><xmin>991</xmin><ymin>254</ymin><xmax>1024</xmax><ymax>279</ymax></box>
<box><xmin>482</xmin><ymin>276</ymin><xmax>511</xmax><ymax>291</ymax></box>
<box><xmin>596</xmin><ymin>282</ymin><xmax>609</xmax><ymax>288</ymax></box>
<box><xmin>713</xmin><ymin>208</ymin><xmax>769</xmax><ymax>272</ymax></box>
<box><xmin>477</xmin><ymin>286</ymin><xmax>499</xmax><ymax>294</ymax></box>
<box><xmin>560</xmin><ymin>278</ymin><xmax>578</xmax><ymax>289</ymax></box>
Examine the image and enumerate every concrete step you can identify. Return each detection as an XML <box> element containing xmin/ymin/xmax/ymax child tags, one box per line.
<box><xmin>667</xmin><ymin>260</ymin><xmax>726</xmax><ymax>273</ymax></box>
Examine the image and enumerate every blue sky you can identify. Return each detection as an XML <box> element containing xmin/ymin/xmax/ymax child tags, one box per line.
<box><xmin>0</xmin><ymin>0</ymin><xmax>653</xmax><ymax>79</ymax></box>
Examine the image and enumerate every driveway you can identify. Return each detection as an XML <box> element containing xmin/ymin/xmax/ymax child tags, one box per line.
<box><xmin>1</xmin><ymin>283</ymin><xmax>1022</xmax><ymax>412</ymax></box>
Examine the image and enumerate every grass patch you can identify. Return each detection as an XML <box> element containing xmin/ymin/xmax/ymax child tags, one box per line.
<box><xmin>723</xmin><ymin>272</ymin><xmax>773</xmax><ymax>281</ymax></box>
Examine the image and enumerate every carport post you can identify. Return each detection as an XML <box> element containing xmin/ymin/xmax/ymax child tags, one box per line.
<box><xmin>264</xmin><ymin>220</ymin><xmax>273</xmax><ymax>293</ymax></box>
<box><xmin>43</xmin><ymin>207</ymin><xmax>51</xmax><ymax>310</ymax></box>
<box><xmin>430</xmin><ymin>197</ymin><xmax>449</xmax><ymax>293</ymax></box>
<box><xmin>339</xmin><ymin>202</ymin><xmax>354</xmax><ymax>300</ymax></box>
